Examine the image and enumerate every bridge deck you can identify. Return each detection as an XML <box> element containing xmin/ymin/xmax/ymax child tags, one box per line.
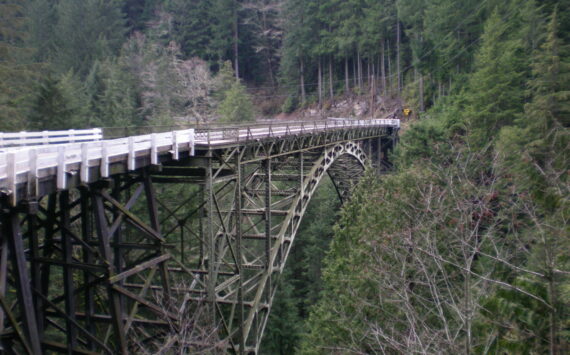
<box><xmin>0</xmin><ymin>119</ymin><xmax>399</xmax><ymax>205</ymax></box>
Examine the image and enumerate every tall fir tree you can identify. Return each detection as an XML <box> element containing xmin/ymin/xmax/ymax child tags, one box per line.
<box><xmin>464</xmin><ymin>9</ymin><xmax>526</xmax><ymax>147</ymax></box>
<box><xmin>52</xmin><ymin>0</ymin><xmax>126</xmax><ymax>76</ymax></box>
<box><xmin>29</xmin><ymin>72</ymin><xmax>88</xmax><ymax>130</ymax></box>
<box><xmin>0</xmin><ymin>0</ymin><xmax>38</xmax><ymax>130</ymax></box>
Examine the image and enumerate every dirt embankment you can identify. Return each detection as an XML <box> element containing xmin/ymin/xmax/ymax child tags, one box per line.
<box><xmin>254</xmin><ymin>94</ymin><xmax>407</xmax><ymax>122</ymax></box>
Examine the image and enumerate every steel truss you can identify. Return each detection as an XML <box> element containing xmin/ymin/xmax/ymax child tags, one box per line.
<box><xmin>0</xmin><ymin>126</ymin><xmax>397</xmax><ymax>354</ymax></box>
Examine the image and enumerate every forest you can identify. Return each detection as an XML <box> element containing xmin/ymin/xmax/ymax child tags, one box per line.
<box><xmin>1</xmin><ymin>0</ymin><xmax>569</xmax><ymax>353</ymax></box>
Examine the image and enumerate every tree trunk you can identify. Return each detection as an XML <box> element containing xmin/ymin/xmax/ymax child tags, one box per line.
<box><xmin>353</xmin><ymin>55</ymin><xmax>357</xmax><ymax>89</ymax></box>
<box><xmin>387</xmin><ymin>40</ymin><xmax>392</xmax><ymax>96</ymax></box>
<box><xmin>300</xmin><ymin>57</ymin><xmax>306</xmax><ymax>105</ymax></box>
<box><xmin>318</xmin><ymin>57</ymin><xmax>322</xmax><ymax>110</ymax></box>
<box><xmin>419</xmin><ymin>73</ymin><xmax>425</xmax><ymax>112</ymax></box>
<box><xmin>329</xmin><ymin>56</ymin><xmax>334</xmax><ymax>101</ymax></box>
<box><xmin>345</xmin><ymin>56</ymin><xmax>350</xmax><ymax>94</ymax></box>
<box><xmin>465</xmin><ymin>270</ymin><xmax>472</xmax><ymax>355</ymax></box>
<box><xmin>233</xmin><ymin>0</ymin><xmax>239</xmax><ymax>79</ymax></box>
<box><xmin>376</xmin><ymin>56</ymin><xmax>381</xmax><ymax>93</ymax></box>
<box><xmin>370</xmin><ymin>59</ymin><xmax>375</xmax><ymax>118</ymax></box>
<box><xmin>396</xmin><ymin>20</ymin><xmax>401</xmax><ymax>92</ymax></box>
<box><xmin>357</xmin><ymin>49</ymin><xmax>362</xmax><ymax>90</ymax></box>
<box><xmin>549</xmin><ymin>276</ymin><xmax>557</xmax><ymax>355</ymax></box>
<box><xmin>261</xmin><ymin>9</ymin><xmax>275</xmax><ymax>87</ymax></box>
<box><xmin>367</xmin><ymin>59</ymin><xmax>371</xmax><ymax>88</ymax></box>
<box><xmin>381</xmin><ymin>40</ymin><xmax>387</xmax><ymax>97</ymax></box>
<box><xmin>372</xmin><ymin>57</ymin><xmax>378</xmax><ymax>95</ymax></box>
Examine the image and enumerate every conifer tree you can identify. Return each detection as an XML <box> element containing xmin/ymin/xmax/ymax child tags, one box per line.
<box><xmin>0</xmin><ymin>0</ymin><xmax>37</xmax><ymax>130</ymax></box>
<box><xmin>52</xmin><ymin>0</ymin><xmax>126</xmax><ymax>76</ymax></box>
<box><xmin>280</xmin><ymin>0</ymin><xmax>319</xmax><ymax>104</ymax></box>
<box><xmin>86</xmin><ymin>58</ymin><xmax>139</xmax><ymax>128</ymax></box>
<box><xmin>26</xmin><ymin>0</ymin><xmax>56</xmax><ymax>63</ymax></box>
<box><xmin>29</xmin><ymin>72</ymin><xmax>88</xmax><ymax>130</ymax></box>
<box><xmin>498</xmin><ymin>7</ymin><xmax>570</xmax><ymax>202</ymax></box>
<box><xmin>166</xmin><ymin>0</ymin><xmax>214</xmax><ymax>60</ymax></box>
<box><xmin>218</xmin><ymin>80</ymin><xmax>254</xmax><ymax>123</ymax></box>
<box><xmin>464</xmin><ymin>9</ymin><xmax>526</xmax><ymax>147</ymax></box>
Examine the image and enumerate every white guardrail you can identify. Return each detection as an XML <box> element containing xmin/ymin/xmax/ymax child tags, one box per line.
<box><xmin>0</xmin><ymin>119</ymin><xmax>399</xmax><ymax>205</ymax></box>
<box><xmin>0</xmin><ymin>128</ymin><xmax>103</xmax><ymax>148</ymax></box>
<box><xmin>0</xmin><ymin>129</ymin><xmax>195</xmax><ymax>205</ymax></box>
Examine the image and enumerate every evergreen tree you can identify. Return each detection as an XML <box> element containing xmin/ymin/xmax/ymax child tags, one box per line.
<box><xmin>209</xmin><ymin>0</ymin><xmax>239</xmax><ymax>70</ymax></box>
<box><xmin>496</xmin><ymin>16</ymin><xmax>570</xmax><ymax>352</ymax></box>
<box><xmin>165</xmin><ymin>0</ymin><xmax>214</xmax><ymax>60</ymax></box>
<box><xmin>217</xmin><ymin>80</ymin><xmax>254</xmax><ymax>123</ymax></box>
<box><xmin>123</xmin><ymin>0</ymin><xmax>159</xmax><ymax>32</ymax></box>
<box><xmin>29</xmin><ymin>72</ymin><xmax>88</xmax><ymax>130</ymax></box>
<box><xmin>280</xmin><ymin>0</ymin><xmax>319</xmax><ymax>103</ymax></box>
<box><xmin>26</xmin><ymin>0</ymin><xmax>56</xmax><ymax>63</ymax></box>
<box><xmin>0</xmin><ymin>0</ymin><xmax>38</xmax><ymax>130</ymax></box>
<box><xmin>86</xmin><ymin>58</ymin><xmax>139</xmax><ymax>127</ymax></box>
<box><xmin>52</xmin><ymin>0</ymin><xmax>127</xmax><ymax>76</ymax></box>
<box><xmin>464</xmin><ymin>9</ymin><xmax>526</xmax><ymax>147</ymax></box>
<box><xmin>505</xmin><ymin>8</ymin><xmax>570</xmax><ymax>205</ymax></box>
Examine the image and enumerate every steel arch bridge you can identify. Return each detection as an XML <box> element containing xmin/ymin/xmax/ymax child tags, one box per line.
<box><xmin>0</xmin><ymin>119</ymin><xmax>399</xmax><ymax>354</ymax></box>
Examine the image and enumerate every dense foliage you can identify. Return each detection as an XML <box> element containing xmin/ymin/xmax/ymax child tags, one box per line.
<box><xmin>301</xmin><ymin>4</ymin><xmax>570</xmax><ymax>354</ymax></box>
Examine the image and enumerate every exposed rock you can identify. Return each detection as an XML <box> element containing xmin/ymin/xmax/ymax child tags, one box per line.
<box><xmin>336</xmin><ymin>100</ymin><xmax>350</xmax><ymax>110</ymax></box>
<box><xmin>353</xmin><ymin>101</ymin><xmax>368</xmax><ymax>116</ymax></box>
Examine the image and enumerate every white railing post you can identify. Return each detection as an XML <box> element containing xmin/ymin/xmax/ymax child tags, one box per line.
<box><xmin>128</xmin><ymin>137</ymin><xmax>135</xmax><ymax>170</ymax></box>
<box><xmin>81</xmin><ymin>143</ymin><xmax>90</xmax><ymax>183</ymax></box>
<box><xmin>172</xmin><ymin>131</ymin><xmax>179</xmax><ymax>160</ymax></box>
<box><xmin>57</xmin><ymin>145</ymin><xmax>66</xmax><ymax>189</ymax></box>
<box><xmin>7</xmin><ymin>152</ymin><xmax>17</xmax><ymax>205</ymax></box>
<box><xmin>189</xmin><ymin>129</ymin><xmax>195</xmax><ymax>156</ymax></box>
<box><xmin>28</xmin><ymin>149</ymin><xmax>38</xmax><ymax>197</ymax></box>
<box><xmin>19</xmin><ymin>131</ymin><xmax>26</xmax><ymax>147</ymax></box>
<box><xmin>101</xmin><ymin>141</ymin><xmax>109</xmax><ymax>178</ymax></box>
<box><xmin>151</xmin><ymin>133</ymin><xmax>158</xmax><ymax>165</ymax></box>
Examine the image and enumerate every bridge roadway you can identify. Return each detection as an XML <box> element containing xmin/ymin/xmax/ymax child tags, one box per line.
<box><xmin>0</xmin><ymin>119</ymin><xmax>399</xmax><ymax>354</ymax></box>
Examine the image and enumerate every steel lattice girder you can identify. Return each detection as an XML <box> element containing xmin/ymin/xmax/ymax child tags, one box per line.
<box><xmin>0</xmin><ymin>127</ymin><xmax>397</xmax><ymax>354</ymax></box>
<box><xmin>189</xmin><ymin>141</ymin><xmax>370</xmax><ymax>353</ymax></box>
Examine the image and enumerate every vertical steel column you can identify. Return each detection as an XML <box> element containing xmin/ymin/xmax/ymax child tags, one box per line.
<box><xmin>264</xmin><ymin>159</ymin><xmax>272</xmax><ymax>270</ymax></box>
<box><xmin>27</xmin><ymin>201</ymin><xmax>43</xmax><ymax>339</ymax></box>
<box><xmin>6</xmin><ymin>211</ymin><xmax>42</xmax><ymax>354</ymax></box>
<box><xmin>205</xmin><ymin>152</ymin><xmax>216</xmax><ymax>306</ymax></box>
<box><xmin>80</xmin><ymin>187</ymin><xmax>96</xmax><ymax>350</ymax></box>
<box><xmin>92</xmin><ymin>191</ymin><xmax>127</xmax><ymax>353</ymax></box>
<box><xmin>39</xmin><ymin>195</ymin><xmax>57</xmax><ymax>332</ymax></box>
<box><xmin>143</xmin><ymin>171</ymin><xmax>171</xmax><ymax>302</ymax></box>
<box><xmin>377</xmin><ymin>137</ymin><xmax>382</xmax><ymax>169</ymax></box>
<box><xmin>0</xmin><ymin>214</ymin><xmax>8</xmax><ymax>336</ymax></box>
<box><xmin>111</xmin><ymin>179</ymin><xmax>125</xmax><ymax>319</ymax></box>
<box><xmin>235</xmin><ymin>150</ymin><xmax>245</xmax><ymax>354</ymax></box>
<box><xmin>199</xmin><ymin>185</ymin><xmax>205</xmax><ymax>269</ymax></box>
<box><xmin>60</xmin><ymin>191</ymin><xmax>78</xmax><ymax>350</ymax></box>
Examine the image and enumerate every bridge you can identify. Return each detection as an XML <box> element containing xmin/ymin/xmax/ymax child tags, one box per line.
<box><xmin>0</xmin><ymin>119</ymin><xmax>399</xmax><ymax>354</ymax></box>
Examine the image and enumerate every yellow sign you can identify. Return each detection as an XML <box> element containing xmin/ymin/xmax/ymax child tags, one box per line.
<box><xmin>403</xmin><ymin>108</ymin><xmax>412</xmax><ymax>117</ymax></box>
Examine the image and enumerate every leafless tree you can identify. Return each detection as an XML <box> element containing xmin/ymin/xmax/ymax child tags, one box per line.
<box><xmin>130</xmin><ymin>283</ymin><xmax>227</xmax><ymax>354</ymax></box>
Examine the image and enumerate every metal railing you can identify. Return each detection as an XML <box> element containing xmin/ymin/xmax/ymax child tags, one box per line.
<box><xmin>102</xmin><ymin>118</ymin><xmax>400</xmax><ymax>145</ymax></box>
